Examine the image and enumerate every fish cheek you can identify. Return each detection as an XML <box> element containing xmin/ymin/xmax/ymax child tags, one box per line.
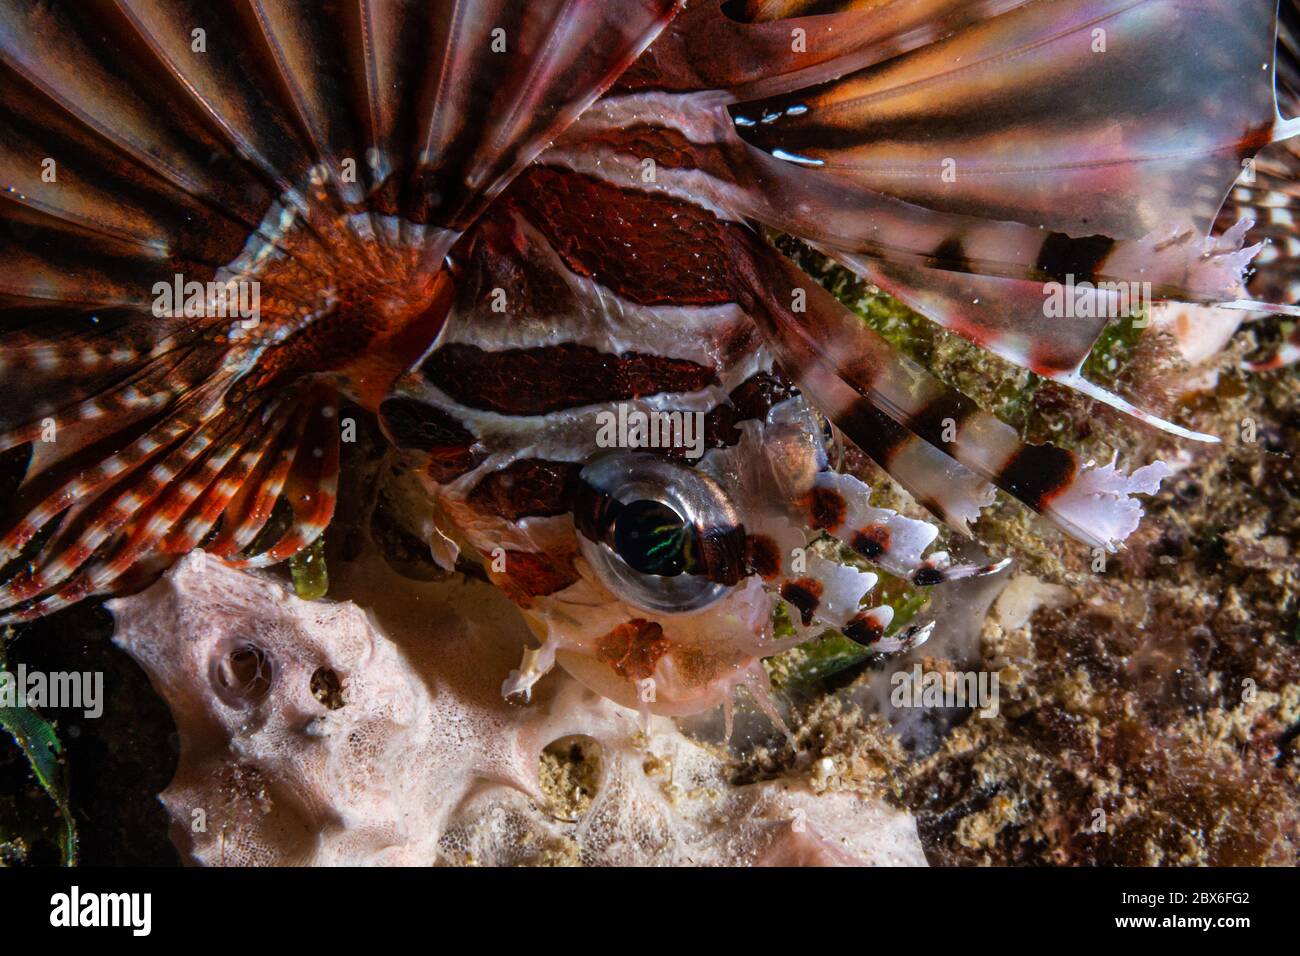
<box><xmin>554</xmin><ymin>626</ymin><xmax>743</xmax><ymax>718</ymax></box>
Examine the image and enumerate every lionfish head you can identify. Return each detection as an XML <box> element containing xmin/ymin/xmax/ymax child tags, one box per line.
<box><xmin>376</xmin><ymin>194</ymin><xmax>1001</xmax><ymax>729</ymax></box>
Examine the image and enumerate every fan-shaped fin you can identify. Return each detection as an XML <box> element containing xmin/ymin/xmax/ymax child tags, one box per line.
<box><xmin>0</xmin><ymin>0</ymin><xmax>678</xmax><ymax>618</ymax></box>
<box><xmin>623</xmin><ymin>0</ymin><xmax>1037</xmax><ymax>98</ymax></box>
<box><xmin>730</xmin><ymin>0</ymin><xmax>1282</xmax><ymax>239</ymax></box>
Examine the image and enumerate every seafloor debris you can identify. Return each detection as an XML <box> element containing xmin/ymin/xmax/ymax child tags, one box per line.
<box><xmin>733</xmin><ymin>273</ymin><xmax>1300</xmax><ymax>866</ymax></box>
<box><xmin>109</xmin><ymin>551</ymin><xmax>925</xmax><ymax>867</ymax></box>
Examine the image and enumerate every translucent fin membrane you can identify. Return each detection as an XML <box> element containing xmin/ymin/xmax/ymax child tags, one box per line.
<box><xmin>560</xmin><ymin>5</ymin><xmax>1292</xmax><ymax>439</ymax></box>
<box><xmin>730</xmin><ymin>0</ymin><xmax>1281</xmax><ymax>239</ymax></box>
<box><xmin>738</xmin><ymin>234</ymin><xmax>1172</xmax><ymax>552</ymax></box>
<box><xmin>830</xmin><ymin>250</ymin><xmax>1221</xmax><ymax>443</ymax></box>
<box><xmin>602</xmin><ymin>0</ymin><xmax>1297</xmax><ymax>413</ymax></box>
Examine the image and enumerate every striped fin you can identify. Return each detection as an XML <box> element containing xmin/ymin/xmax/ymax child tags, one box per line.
<box><xmin>0</xmin><ymin>377</ymin><xmax>236</xmax><ymax>616</ymax></box>
<box><xmin>591</xmin><ymin>0</ymin><xmax>1295</xmax><ymax>417</ymax></box>
<box><xmin>224</xmin><ymin>388</ymin><xmax>341</xmax><ymax>569</ymax></box>
<box><xmin>739</xmin><ymin>234</ymin><xmax>1173</xmax><ymax>552</ymax></box>
<box><xmin>831</xmin><ymin>250</ymin><xmax>1222</xmax><ymax>442</ymax></box>
<box><xmin>831</xmin><ymin>401</ymin><xmax>997</xmax><ymax>536</ymax></box>
<box><xmin>707</xmin><ymin>414</ymin><xmax>1007</xmax><ymax>649</ymax></box>
<box><xmin>2</xmin><ymin>407</ymin><xmax>257</xmax><ymax>620</ymax></box>
<box><xmin>717</xmin><ymin>109</ymin><xmax>1269</xmax><ymax>311</ymax></box>
<box><xmin>0</xmin><ymin>1</ymin><xmax>678</xmax><ymax>620</ymax></box>
<box><xmin>550</xmin><ymin>3</ymin><xmax>1284</xmax><ymax>433</ymax></box>
<box><xmin>622</xmin><ymin>0</ymin><xmax>1038</xmax><ymax>97</ymax></box>
<box><xmin>725</xmin><ymin>0</ymin><xmax>1300</xmax><ymax>376</ymax></box>
<box><xmin>203</xmin><ymin>401</ymin><xmax>315</xmax><ymax>559</ymax></box>
<box><xmin>730</xmin><ymin>0</ymin><xmax>1283</xmax><ymax>240</ymax></box>
<box><xmin>1216</xmin><ymin>1</ymin><xmax>1300</xmax><ymax>369</ymax></box>
<box><xmin>0</xmin><ymin>380</ymin><xmax>341</xmax><ymax>622</ymax></box>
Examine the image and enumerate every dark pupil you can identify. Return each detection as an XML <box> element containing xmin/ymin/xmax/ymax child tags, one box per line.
<box><xmin>614</xmin><ymin>500</ymin><xmax>689</xmax><ymax>577</ymax></box>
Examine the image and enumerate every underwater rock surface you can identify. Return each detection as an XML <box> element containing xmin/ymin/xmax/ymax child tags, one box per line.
<box><xmin>109</xmin><ymin>551</ymin><xmax>925</xmax><ymax>866</ymax></box>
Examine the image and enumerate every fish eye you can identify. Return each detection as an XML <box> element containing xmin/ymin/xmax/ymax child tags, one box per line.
<box><xmin>613</xmin><ymin>499</ymin><xmax>691</xmax><ymax>577</ymax></box>
<box><xmin>575</xmin><ymin>454</ymin><xmax>744</xmax><ymax>615</ymax></box>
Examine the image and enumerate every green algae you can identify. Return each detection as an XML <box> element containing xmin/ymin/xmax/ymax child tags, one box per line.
<box><xmin>290</xmin><ymin>534</ymin><xmax>330</xmax><ymax>600</ymax></box>
<box><xmin>1081</xmin><ymin>310</ymin><xmax>1148</xmax><ymax>386</ymax></box>
<box><xmin>0</xmin><ymin>642</ymin><xmax>76</xmax><ymax>865</ymax></box>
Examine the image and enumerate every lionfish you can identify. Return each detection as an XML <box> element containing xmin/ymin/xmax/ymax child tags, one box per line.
<box><xmin>1</xmin><ymin>0</ymin><xmax>1297</xmax><ymax>727</ymax></box>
